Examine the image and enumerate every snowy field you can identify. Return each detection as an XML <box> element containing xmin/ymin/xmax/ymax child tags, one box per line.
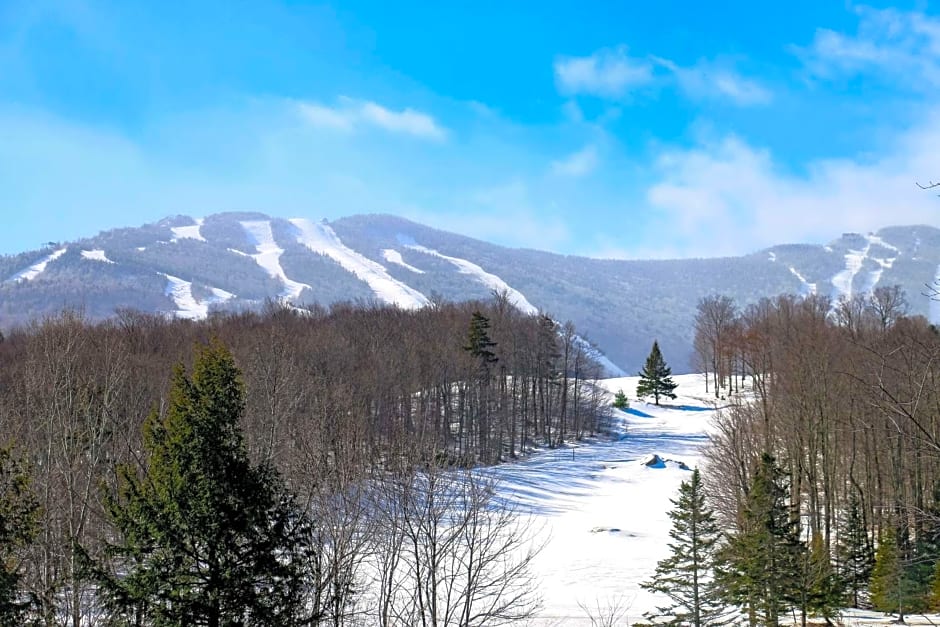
<box><xmin>487</xmin><ymin>374</ymin><xmax>940</xmax><ymax>626</ymax></box>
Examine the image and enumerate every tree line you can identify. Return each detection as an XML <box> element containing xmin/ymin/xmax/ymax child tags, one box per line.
<box><xmin>0</xmin><ymin>298</ymin><xmax>610</xmax><ymax>625</ymax></box>
<box><xmin>648</xmin><ymin>286</ymin><xmax>940</xmax><ymax>625</ymax></box>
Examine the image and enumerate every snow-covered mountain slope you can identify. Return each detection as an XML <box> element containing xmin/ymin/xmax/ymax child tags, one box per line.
<box><xmin>490</xmin><ymin>374</ymin><xmax>713</xmax><ymax>625</ymax></box>
<box><xmin>2</xmin><ymin>213</ymin><xmax>940</xmax><ymax>373</ymax></box>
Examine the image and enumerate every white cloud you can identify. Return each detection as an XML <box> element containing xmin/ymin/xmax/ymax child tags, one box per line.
<box><xmin>551</xmin><ymin>145</ymin><xmax>598</xmax><ymax>177</ymax></box>
<box><xmin>799</xmin><ymin>5</ymin><xmax>940</xmax><ymax>86</ymax></box>
<box><xmin>643</xmin><ymin>109</ymin><xmax>940</xmax><ymax>257</ymax></box>
<box><xmin>296</xmin><ymin>98</ymin><xmax>446</xmax><ymax>140</ymax></box>
<box><xmin>653</xmin><ymin>57</ymin><xmax>771</xmax><ymax>106</ymax></box>
<box><xmin>554</xmin><ymin>46</ymin><xmax>654</xmax><ymax>98</ymax></box>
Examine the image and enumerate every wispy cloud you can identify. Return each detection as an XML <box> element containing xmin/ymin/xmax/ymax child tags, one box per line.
<box><xmin>655</xmin><ymin>57</ymin><xmax>772</xmax><ymax>106</ymax></box>
<box><xmin>551</xmin><ymin>145</ymin><xmax>598</xmax><ymax>177</ymax></box>
<box><xmin>296</xmin><ymin>98</ymin><xmax>447</xmax><ymax>140</ymax></box>
<box><xmin>643</xmin><ymin>109</ymin><xmax>940</xmax><ymax>257</ymax></box>
<box><xmin>797</xmin><ymin>5</ymin><xmax>940</xmax><ymax>86</ymax></box>
<box><xmin>554</xmin><ymin>46</ymin><xmax>654</xmax><ymax>98</ymax></box>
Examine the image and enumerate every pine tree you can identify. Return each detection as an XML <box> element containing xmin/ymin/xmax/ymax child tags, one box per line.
<box><xmin>836</xmin><ymin>492</ymin><xmax>874</xmax><ymax>608</ymax></box>
<box><xmin>636</xmin><ymin>340</ymin><xmax>678</xmax><ymax>406</ymax></box>
<box><xmin>869</xmin><ymin>525</ymin><xmax>926</xmax><ymax>621</ymax></box>
<box><xmin>612</xmin><ymin>389</ymin><xmax>629</xmax><ymax>409</ymax></box>
<box><xmin>715</xmin><ymin>452</ymin><xmax>805</xmax><ymax>627</ymax></box>
<box><xmin>798</xmin><ymin>533</ymin><xmax>843</xmax><ymax>626</ymax></box>
<box><xmin>0</xmin><ymin>446</ymin><xmax>38</xmax><ymax>625</ymax></box>
<box><xmin>641</xmin><ymin>469</ymin><xmax>726</xmax><ymax>626</ymax></box>
<box><xmin>93</xmin><ymin>340</ymin><xmax>315</xmax><ymax>626</ymax></box>
<box><xmin>464</xmin><ymin>310</ymin><xmax>498</xmax><ymax>375</ymax></box>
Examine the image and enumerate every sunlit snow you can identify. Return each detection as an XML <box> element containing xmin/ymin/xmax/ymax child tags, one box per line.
<box><xmin>81</xmin><ymin>249</ymin><xmax>114</xmax><ymax>264</ymax></box>
<box><xmin>170</xmin><ymin>218</ymin><xmax>206</xmax><ymax>242</ymax></box>
<box><xmin>240</xmin><ymin>220</ymin><xmax>311</xmax><ymax>301</ymax></box>
<box><xmin>6</xmin><ymin>248</ymin><xmax>67</xmax><ymax>283</ymax></box>
<box><xmin>381</xmin><ymin>248</ymin><xmax>425</xmax><ymax>274</ymax></box>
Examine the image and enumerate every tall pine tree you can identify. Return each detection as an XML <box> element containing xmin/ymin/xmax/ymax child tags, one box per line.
<box><xmin>641</xmin><ymin>468</ymin><xmax>726</xmax><ymax>626</ymax></box>
<box><xmin>93</xmin><ymin>339</ymin><xmax>315</xmax><ymax>626</ymax></box>
<box><xmin>636</xmin><ymin>340</ymin><xmax>678</xmax><ymax>406</ymax></box>
<box><xmin>836</xmin><ymin>492</ymin><xmax>874</xmax><ymax>608</ymax></box>
<box><xmin>715</xmin><ymin>453</ymin><xmax>805</xmax><ymax>627</ymax></box>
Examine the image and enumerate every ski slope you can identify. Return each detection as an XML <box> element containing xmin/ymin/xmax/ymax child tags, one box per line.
<box><xmin>6</xmin><ymin>247</ymin><xmax>67</xmax><ymax>283</ymax></box>
<box><xmin>487</xmin><ymin>373</ymin><xmax>714</xmax><ymax>625</ymax></box>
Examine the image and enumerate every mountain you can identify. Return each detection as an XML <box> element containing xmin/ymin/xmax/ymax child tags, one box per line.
<box><xmin>2</xmin><ymin>213</ymin><xmax>940</xmax><ymax>373</ymax></box>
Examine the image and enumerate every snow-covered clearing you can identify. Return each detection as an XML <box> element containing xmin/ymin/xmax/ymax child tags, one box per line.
<box><xmin>290</xmin><ymin>219</ymin><xmax>429</xmax><ymax>310</ymax></box>
<box><xmin>483</xmin><ymin>373</ymin><xmax>714</xmax><ymax>625</ymax></box>
<box><xmin>162</xmin><ymin>274</ymin><xmax>234</xmax><ymax>320</ymax></box>
<box><xmin>6</xmin><ymin>247</ymin><xmax>67</xmax><ymax>282</ymax></box>
<box><xmin>240</xmin><ymin>220</ymin><xmax>311</xmax><ymax>301</ymax></box>
<box><xmin>170</xmin><ymin>218</ymin><xmax>206</xmax><ymax>242</ymax></box>
<box><xmin>405</xmin><ymin>243</ymin><xmax>538</xmax><ymax>314</ymax></box>
<box><xmin>381</xmin><ymin>248</ymin><xmax>425</xmax><ymax>274</ymax></box>
<box><xmin>80</xmin><ymin>249</ymin><xmax>114</xmax><ymax>264</ymax></box>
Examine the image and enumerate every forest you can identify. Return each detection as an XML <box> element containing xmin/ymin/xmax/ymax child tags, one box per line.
<box><xmin>0</xmin><ymin>298</ymin><xmax>610</xmax><ymax>626</ymax></box>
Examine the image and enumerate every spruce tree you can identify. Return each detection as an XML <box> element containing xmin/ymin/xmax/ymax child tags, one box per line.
<box><xmin>0</xmin><ymin>446</ymin><xmax>38</xmax><ymax>625</ymax></box>
<box><xmin>612</xmin><ymin>389</ymin><xmax>629</xmax><ymax>409</ymax></box>
<box><xmin>636</xmin><ymin>340</ymin><xmax>678</xmax><ymax>406</ymax></box>
<box><xmin>836</xmin><ymin>492</ymin><xmax>874</xmax><ymax>608</ymax></box>
<box><xmin>464</xmin><ymin>310</ymin><xmax>498</xmax><ymax>374</ymax></box>
<box><xmin>798</xmin><ymin>532</ymin><xmax>843</xmax><ymax>625</ymax></box>
<box><xmin>94</xmin><ymin>339</ymin><xmax>314</xmax><ymax>626</ymax></box>
<box><xmin>869</xmin><ymin>525</ymin><xmax>926</xmax><ymax>621</ymax></box>
<box><xmin>715</xmin><ymin>452</ymin><xmax>804</xmax><ymax>627</ymax></box>
<box><xmin>641</xmin><ymin>469</ymin><xmax>726</xmax><ymax>626</ymax></box>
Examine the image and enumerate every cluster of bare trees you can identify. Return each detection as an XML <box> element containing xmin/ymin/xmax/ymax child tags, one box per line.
<box><xmin>698</xmin><ymin>287</ymin><xmax>940</xmax><ymax>593</ymax></box>
<box><xmin>0</xmin><ymin>298</ymin><xmax>608</xmax><ymax>625</ymax></box>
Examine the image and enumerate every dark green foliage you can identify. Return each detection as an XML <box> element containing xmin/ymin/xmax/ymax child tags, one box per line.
<box><xmin>612</xmin><ymin>389</ymin><xmax>629</xmax><ymax>409</ymax></box>
<box><xmin>641</xmin><ymin>469</ymin><xmax>726</xmax><ymax>627</ymax></box>
<box><xmin>715</xmin><ymin>453</ymin><xmax>804</xmax><ymax>627</ymax></box>
<box><xmin>94</xmin><ymin>340</ymin><xmax>314</xmax><ymax>626</ymax></box>
<box><xmin>797</xmin><ymin>533</ymin><xmax>844</xmax><ymax>624</ymax></box>
<box><xmin>869</xmin><ymin>525</ymin><xmax>929</xmax><ymax>619</ymax></box>
<box><xmin>835</xmin><ymin>492</ymin><xmax>874</xmax><ymax>608</ymax></box>
<box><xmin>636</xmin><ymin>340</ymin><xmax>678</xmax><ymax>406</ymax></box>
<box><xmin>465</xmin><ymin>311</ymin><xmax>498</xmax><ymax>374</ymax></box>
<box><xmin>0</xmin><ymin>447</ymin><xmax>38</xmax><ymax>626</ymax></box>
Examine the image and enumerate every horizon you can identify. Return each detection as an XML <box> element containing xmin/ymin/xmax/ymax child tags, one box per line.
<box><xmin>2</xmin><ymin>1</ymin><xmax>940</xmax><ymax>258</ymax></box>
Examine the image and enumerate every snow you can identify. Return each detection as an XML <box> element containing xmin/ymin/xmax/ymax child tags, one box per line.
<box><xmin>290</xmin><ymin>218</ymin><xmax>429</xmax><ymax>309</ymax></box>
<box><xmin>381</xmin><ymin>248</ymin><xmax>425</xmax><ymax>274</ymax></box>
<box><xmin>80</xmin><ymin>249</ymin><xmax>114</xmax><ymax>264</ymax></box>
<box><xmin>787</xmin><ymin>266</ymin><xmax>816</xmax><ymax>296</ymax></box>
<box><xmin>767</xmin><ymin>251</ymin><xmax>777</xmax><ymax>262</ymax></box>
<box><xmin>405</xmin><ymin>243</ymin><xmax>538</xmax><ymax>315</ymax></box>
<box><xmin>931</xmin><ymin>264</ymin><xmax>940</xmax><ymax>324</ymax></box>
<box><xmin>240</xmin><ymin>220</ymin><xmax>311</xmax><ymax>301</ymax></box>
<box><xmin>831</xmin><ymin>246</ymin><xmax>867</xmax><ymax>300</ymax></box>
<box><xmin>6</xmin><ymin>247</ymin><xmax>67</xmax><ymax>283</ymax></box>
<box><xmin>488</xmin><ymin>373</ymin><xmax>716</xmax><ymax>625</ymax></box>
<box><xmin>162</xmin><ymin>274</ymin><xmax>235</xmax><ymax>320</ymax></box>
<box><xmin>830</xmin><ymin>234</ymin><xmax>902</xmax><ymax>302</ymax></box>
<box><xmin>170</xmin><ymin>218</ymin><xmax>206</xmax><ymax>242</ymax></box>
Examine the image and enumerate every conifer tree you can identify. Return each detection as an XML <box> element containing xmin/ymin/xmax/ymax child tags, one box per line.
<box><xmin>93</xmin><ymin>340</ymin><xmax>315</xmax><ymax>626</ymax></box>
<box><xmin>636</xmin><ymin>340</ymin><xmax>678</xmax><ymax>406</ymax></box>
<box><xmin>641</xmin><ymin>469</ymin><xmax>726</xmax><ymax>626</ymax></box>
<box><xmin>869</xmin><ymin>525</ymin><xmax>926</xmax><ymax>621</ymax></box>
<box><xmin>612</xmin><ymin>389</ymin><xmax>629</xmax><ymax>409</ymax></box>
<box><xmin>715</xmin><ymin>453</ymin><xmax>804</xmax><ymax>627</ymax></box>
<box><xmin>797</xmin><ymin>533</ymin><xmax>843</xmax><ymax>626</ymax></box>
<box><xmin>0</xmin><ymin>446</ymin><xmax>38</xmax><ymax>625</ymax></box>
<box><xmin>464</xmin><ymin>310</ymin><xmax>498</xmax><ymax>375</ymax></box>
<box><xmin>836</xmin><ymin>492</ymin><xmax>874</xmax><ymax>608</ymax></box>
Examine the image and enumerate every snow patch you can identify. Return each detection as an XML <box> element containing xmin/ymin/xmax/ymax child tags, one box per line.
<box><xmin>170</xmin><ymin>218</ymin><xmax>206</xmax><ymax>243</ymax></box>
<box><xmin>405</xmin><ymin>244</ymin><xmax>538</xmax><ymax>315</ymax></box>
<box><xmin>831</xmin><ymin>245</ymin><xmax>868</xmax><ymax>301</ymax></box>
<box><xmin>240</xmin><ymin>220</ymin><xmax>311</xmax><ymax>301</ymax></box>
<box><xmin>81</xmin><ymin>249</ymin><xmax>114</xmax><ymax>264</ymax></box>
<box><xmin>162</xmin><ymin>274</ymin><xmax>235</xmax><ymax>320</ymax></box>
<box><xmin>381</xmin><ymin>249</ymin><xmax>425</xmax><ymax>274</ymax></box>
<box><xmin>290</xmin><ymin>219</ymin><xmax>428</xmax><ymax>310</ymax></box>
<box><xmin>767</xmin><ymin>251</ymin><xmax>776</xmax><ymax>262</ymax></box>
<box><xmin>6</xmin><ymin>248</ymin><xmax>67</xmax><ymax>283</ymax></box>
<box><xmin>787</xmin><ymin>266</ymin><xmax>816</xmax><ymax>296</ymax></box>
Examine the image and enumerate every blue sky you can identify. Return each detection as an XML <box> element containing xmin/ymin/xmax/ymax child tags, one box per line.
<box><xmin>1</xmin><ymin>0</ymin><xmax>939</xmax><ymax>258</ymax></box>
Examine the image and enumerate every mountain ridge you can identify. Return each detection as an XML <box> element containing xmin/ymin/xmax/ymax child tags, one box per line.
<box><xmin>3</xmin><ymin>212</ymin><xmax>940</xmax><ymax>373</ymax></box>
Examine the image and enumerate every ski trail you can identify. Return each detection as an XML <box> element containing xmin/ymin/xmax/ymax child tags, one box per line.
<box><xmin>240</xmin><ymin>220</ymin><xmax>311</xmax><ymax>301</ymax></box>
<box><xmin>6</xmin><ymin>248</ymin><xmax>67</xmax><ymax>283</ymax></box>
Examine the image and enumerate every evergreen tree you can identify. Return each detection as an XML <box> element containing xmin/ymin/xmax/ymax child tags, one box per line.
<box><xmin>93</xmin><ymin>340</ymin><xmax>315</xmax><ymax>626</ymax></box>
<box><xmin>0</xmin><ymin>446</ymin><xmax>38</xmax><ymax>625</ymax></box>
<box><xmin>870</xmin><ymin>525</ymin><xmax>926</xmax><ymax>621</ymax></box>
<box><xmin>641</xmin><ymin>469</ymin><xmax>726</xmax><ymax>626</ymax></box>
<box><xmin>464</xmin><ymin>310</ymin><xmax>498</xmax><ymax>375</ymax></box>
<box><xmin>715</xmin><ymin>453</ymin><xmax>804</xmax><ymax>627</ymax></box>
<box><xmin>612</xmin><ymin>389</ymin><xmax>629</xmax><ymax>409</ymax></box>
<box><xmin>636</xmin><ymin>340</ymin><xmax>678</xmax><ymax>406</ymax></box>
<box><xmin>797</xmin><ymin>533</ymin><xmax>843</xmax><ymax>626</ymax></box>
<box><xmin>836</xmin><ymin>492</ymin><xmax>874</xmax><ymax>608</ymax></box>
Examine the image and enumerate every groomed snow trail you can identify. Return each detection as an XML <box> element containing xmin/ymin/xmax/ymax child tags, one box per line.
<box><xmin>6</xmin><ymin>248</ymin><xmax>67</xmax><ymax>283</ymax></box>
<box><xmin>487</xmin><ymin>373</ymin><xmax>715</xmax><ymax>626</ymax></box>
<box><xmin>240</xmin><ymin>220</ymin><xmax>311</xmax><ymax>301</ymax></box>
<box><xmin>290</xmin><ymin>219</ymin><xmax>429</xmax><ymax>310</ymax></box>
